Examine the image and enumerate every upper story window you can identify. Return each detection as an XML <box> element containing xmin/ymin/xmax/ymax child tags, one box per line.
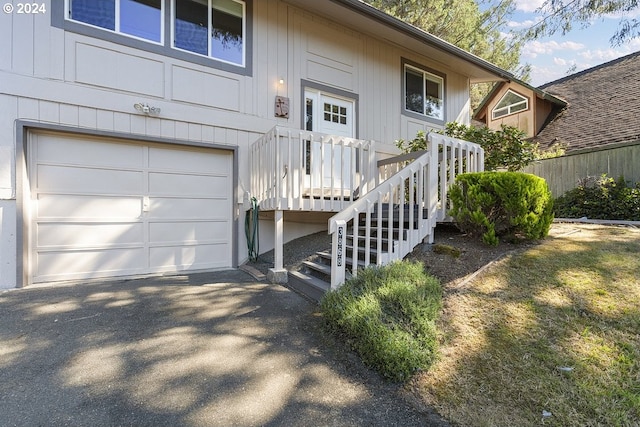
<box><xmin>404</xmin><ymin>62</ymin><xmax>445</xmax><ymax>122</ymax></box>
<box><xmin>492</xmin><ymin>90</ymin><xmax>528</xmax><ymax>119</ymax></box>
<box><xmin>69</xmin><ymin>0</ymin><xmax>163</xmax><ymax>43</ymax></box>
<box><xmin>174</xmin><ymin>0</ymin><xmax>245</xmax><ymax>66</ymax></box>
<box><xmin>60</xmin><ymin>0</ymin><xmax>250</xmax><ymax>74</ymax></box>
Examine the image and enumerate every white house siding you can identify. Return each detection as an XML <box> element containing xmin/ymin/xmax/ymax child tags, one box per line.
<box><xmin>1</xmin><ymin>0</ymin><xmax>479</xmax><ymax>288</ymax></box>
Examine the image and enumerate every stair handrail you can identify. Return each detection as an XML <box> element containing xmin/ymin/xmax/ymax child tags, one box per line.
<box><xmin>327</xmin><ymin>132</ymin><xmax>484</xmax><ymax>289</ymax></box>
<box><xmin>328</xmin><ymin>141</ymin><xmax>439</xmax><ymax>289</ymax></box>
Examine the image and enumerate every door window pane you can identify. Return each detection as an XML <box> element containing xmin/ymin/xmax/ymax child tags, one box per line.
<box><xmin>70</xmin><ymin>0</ymin><xmax>115</xmax><ymax>31</ymax></box>
<box><xmin>120</xmin><ymin>0</ymin><xmax>162</xmax><ymax>42</ymax></box>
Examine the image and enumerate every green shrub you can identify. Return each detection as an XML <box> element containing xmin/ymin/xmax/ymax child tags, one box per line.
<box><xmin>320</xmin><ymin>261</ymin><xmax>441</xmax><ymax>382</ymax></box>
<box><xmin>554</xmin><ymin>175</ymin><xmax>640</xmax><ymax>220</ymax></box>
<box><xmin>449</xmin><ymin>172</ymin><xmax>554</xmax><ymax>245</ymax></box>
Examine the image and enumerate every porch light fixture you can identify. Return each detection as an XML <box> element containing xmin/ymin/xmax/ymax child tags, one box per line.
<box><xmin>134</xmin><ymin>103</ymin><xmax>161</xmax><ymax>116</ymax></box>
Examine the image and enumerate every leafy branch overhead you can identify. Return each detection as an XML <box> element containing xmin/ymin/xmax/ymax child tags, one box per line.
<box><xmin>525</xmin><ymin>0</ymin><xmax>640</xmax><ymax>46</ymax></box>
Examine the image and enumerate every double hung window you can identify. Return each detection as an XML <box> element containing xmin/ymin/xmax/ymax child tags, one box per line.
<box><xmin>404</xmin><ymin>63</ymin><xmax>445</xmax><ymax>122</ymax></box>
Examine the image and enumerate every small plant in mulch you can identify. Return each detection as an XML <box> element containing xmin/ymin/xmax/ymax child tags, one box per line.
<box><xmin>432</xmin><ymin>244</ymin><xmax>462</xmax><ymax>258</ymax></box>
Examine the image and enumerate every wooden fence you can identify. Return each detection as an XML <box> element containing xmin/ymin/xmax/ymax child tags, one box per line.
<box><xmin>523</xmin><ymin>141</ymin><xmax>640</xmax><ymax>197</ymax></box>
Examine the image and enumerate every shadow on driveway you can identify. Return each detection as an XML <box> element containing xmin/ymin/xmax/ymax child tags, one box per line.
<box><xmin>0</xmin><ymin>270</ymin><xmax>445</xmax><ymax>426</ymax></box>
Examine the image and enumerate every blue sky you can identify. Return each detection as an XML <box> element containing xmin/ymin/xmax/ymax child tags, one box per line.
<box><xmin>509</xmin><ymin>0</ymin><xmax>640</xmax><ymax>86</ymax></box>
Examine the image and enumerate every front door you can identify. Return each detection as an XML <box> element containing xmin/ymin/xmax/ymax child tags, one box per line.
<box><xmin>304</xmin><ymin>89</ymin><xmax>355</xmax><ymax>192</ymax></box>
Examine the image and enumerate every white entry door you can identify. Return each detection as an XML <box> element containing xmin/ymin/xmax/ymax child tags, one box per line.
<box><xmin>304</xmin><ymin>89</ymin><xmax>355</xmax><ymax>191</ymax></box>
<box><xmin>28</xmin><ymin>131</ymin><xmax>233</xmax><ymax>284</ymax></box>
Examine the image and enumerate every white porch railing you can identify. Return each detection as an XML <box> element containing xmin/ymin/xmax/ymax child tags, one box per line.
<box><xmin>251</xmin><ymin>126</ymin><xmax>398</xmax><ymax>212</ymax></box>
<box><xmin>328</xmin><ymin>132</ymin><xmax>484</xmax><ymax>289</ymax></box>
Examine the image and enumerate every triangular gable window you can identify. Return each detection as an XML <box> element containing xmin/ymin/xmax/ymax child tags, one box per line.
<box><xmin>492</xmin><ymin>89</ymin><xmax>528</xmax><ymax>119</ymax></box>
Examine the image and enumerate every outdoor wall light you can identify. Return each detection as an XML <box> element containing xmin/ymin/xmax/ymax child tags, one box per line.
<box><xmin>134</xmin><ymin>102</ymin><xmax>161</xmax><ymax>116</ymax></box>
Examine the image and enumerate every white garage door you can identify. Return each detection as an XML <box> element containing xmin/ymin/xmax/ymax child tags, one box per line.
<box><xmin>28</xmin><ymin>132</ymin><xmax>233</xmax><ymax>284</ymax></box>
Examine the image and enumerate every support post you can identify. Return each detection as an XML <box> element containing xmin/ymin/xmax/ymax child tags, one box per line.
<box><xmin>267</xmin><ymin>209</ymin><xmax>288</xmax><ymax>284</ymax></box>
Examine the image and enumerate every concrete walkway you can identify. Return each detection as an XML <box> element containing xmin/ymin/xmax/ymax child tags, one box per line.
<box><xmin>0</xmin><ymin>270</ymin><xmax>445</xmax><ymax>426</ymax></box>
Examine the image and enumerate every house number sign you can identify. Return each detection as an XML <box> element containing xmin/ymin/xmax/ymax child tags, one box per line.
<box><xmin>336</xmin><ymin>225</ymin><xmax>344</xmax><ymax>267</ymax></box>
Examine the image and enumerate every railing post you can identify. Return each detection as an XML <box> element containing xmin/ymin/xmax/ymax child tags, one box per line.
<box><xmin>330</xmin><ymin>220</ymin><xmax>347</xmax><ymax>289</ymax></box>
<box><xmin>427</xmin><ymin>134</ymin><xmax>439</xmax><ymax>243</ymax></box>
<box><xmin>368</xmin><ymin>141</ymin><xmax>378</xmax><ymax>191</ymax></box>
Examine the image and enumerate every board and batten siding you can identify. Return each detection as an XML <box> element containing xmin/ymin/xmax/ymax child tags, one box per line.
<box><xmin>287</xmin><ymin>4</ymin><xmax>472</xmax><ymax>144</ymax></box>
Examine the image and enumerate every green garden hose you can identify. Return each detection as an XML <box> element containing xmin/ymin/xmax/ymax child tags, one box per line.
<box><xmin>245</xmin><ymin>197</ymin><xmax>259</xmax><ymax>261</ymax></box>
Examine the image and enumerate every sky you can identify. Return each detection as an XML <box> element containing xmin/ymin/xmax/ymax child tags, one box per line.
<box><xmin>509</xmin><ymin>0</ymin><xmax>640</xmax><ymax>86</ymax></box>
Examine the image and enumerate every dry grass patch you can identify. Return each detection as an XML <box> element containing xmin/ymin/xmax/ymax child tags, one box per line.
<box><xmin>411</xmin><ymin>224</ymin><xmax>640</xmax><ymax>426</ymax></box>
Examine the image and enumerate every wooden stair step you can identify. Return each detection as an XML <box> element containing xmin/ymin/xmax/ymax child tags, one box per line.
<box><xmin>288</xmin><ymin>270</ymin><xmax>330</xmax><ymax>302</ymax></box>
<box><xmin>302</xmin><ymin>260</ymin><xmax>331</xmax><ymax>276</ymax></box>
<box><xmin>346</xmin><ymin>241</ymin><xmax>395</xmax><ymax>253</ymax></box>
<box><xmin>316</xmin><ymin>251</ymin><xmax>367</xmax><ymax>269</ymax></box>
<box><xmin>348</xmin><ymin>229</ymin><xmax>408</xmax><ymax>240</ymax></box>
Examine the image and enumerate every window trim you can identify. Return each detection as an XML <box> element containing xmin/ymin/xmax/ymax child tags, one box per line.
<box><xmin>53</xmin><ymin>0</ymin><xmax>253</xmax><ymax>76</ymax></box>
<box><xmin>401</xmin><ymin>58</ymin><xmax>446</xmax><ymax>125</ymax></box>
<box><xmin>491</xmin><ymin>89</ymin><xmax>529</xmax><ymax>120</ymax></box>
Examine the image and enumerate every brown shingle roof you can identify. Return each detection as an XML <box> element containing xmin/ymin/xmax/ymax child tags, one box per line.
<box><xmin>534</xmin><ymin>51</ymin><xmax>640</xmax><ymax>153</ymax></box>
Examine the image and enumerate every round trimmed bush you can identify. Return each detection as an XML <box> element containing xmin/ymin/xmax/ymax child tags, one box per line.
<box><xmin>449</xmin><ymin>172</ymin><xmax>554</xmax><ymax>245</ymax></box>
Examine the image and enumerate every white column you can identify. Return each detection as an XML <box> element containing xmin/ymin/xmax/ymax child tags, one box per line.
<box><xmin>267</xmin><ymin>209</ymin><xmax>288</xmax><ymax>284</ymax></box>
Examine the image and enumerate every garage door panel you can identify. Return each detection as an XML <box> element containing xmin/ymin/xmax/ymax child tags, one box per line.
<box><xmin>149</xmin><ymin>198</ymin><xmax>229</xmax><ymax>220</ymax></box>
<box><xmin>38</xmin><ymin>195</ymin><xmax>142</xmax><ymax>219</ymax></box>
<box><xmin>37</xmin><ymin>165</ymin><xmax>144</xmax><ymax>195</ymax></box>
<box><xmin>36</xmin><ymin>247</ymin><xmax>147</xmax><ymax>279</ymax></box>
<box><xmin>148</xmin><ymin>173</ymin><xmax>228</xmax><ymax>197</ymax></box>
<box><xmin>149</xmin><ymin>146</ymin><xmax>231</xmax><ymax>173</ymax></box>
<box><xmin>149</xmin><ymin>243</ymin><xmax>231</xmax><ymax>271</ymax></box>
<box><xmin>36</xmin><ymin>134</ymin><xmax>144</xmax><ymax>169</ymax></box>
<box><xmin>37</xmin><ymin>223</ymin><xmax>144</xmax><ymax>248</ymax></box>
<box><xmin>149</xmin><ymin>221</ymin><xmax>229</xmax><ymax>244</ymax></box>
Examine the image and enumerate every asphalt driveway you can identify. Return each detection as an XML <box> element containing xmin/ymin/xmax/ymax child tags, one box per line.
<box><xmin>0</xmin><ymin>270</ymin><xmax>445</xmax><ymax>426</ymax></box>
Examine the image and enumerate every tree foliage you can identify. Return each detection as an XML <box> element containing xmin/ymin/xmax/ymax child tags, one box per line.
<box><xmin>365</xmin><ymin>0</ymin><xmax>524</xmax><ymax>73</ymax></box>
<box><xmin>524</xmin><ymin>0</ymin><xmax>640</xmax><ymax>46</ymax></box>
<box><xmin>443</xmin><ymin>122</ymin><xmax>536</xmax><ymax>171</ymax></box>
<box><xmin>396</xmin><ymin>123</ymin><xmax>539</xmax><ymax>172</ymax></box>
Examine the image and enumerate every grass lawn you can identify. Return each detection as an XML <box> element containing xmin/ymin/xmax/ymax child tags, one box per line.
<box><xmin>411</xmin><ymin>224</ymin><xmax>640</xmax><ymax>426</ymax></box>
